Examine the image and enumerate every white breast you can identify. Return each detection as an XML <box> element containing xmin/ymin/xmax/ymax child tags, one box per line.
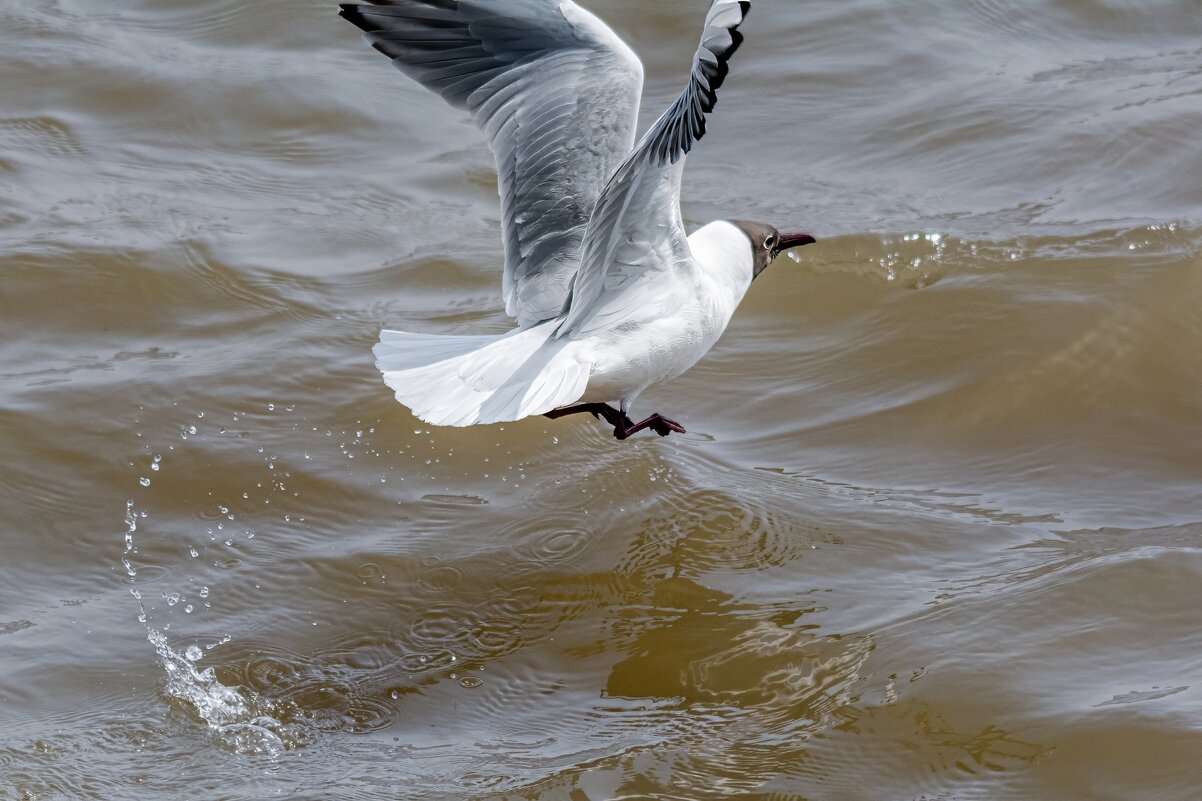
<box><xmin>574</xmin><ymin>221</ymin><xmax>754</xmax><ymax>406</ymax></box>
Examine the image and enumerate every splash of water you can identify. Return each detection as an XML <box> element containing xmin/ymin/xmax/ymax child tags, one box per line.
<box><xmin>122</xmin><ymin>499</ymin><xmax>308</xmax><ymax>755</ymax></box>
<box><xmin>145</xmin><ymin>627</ymin><xmax>299</xmax><ymax>755</ymax></box>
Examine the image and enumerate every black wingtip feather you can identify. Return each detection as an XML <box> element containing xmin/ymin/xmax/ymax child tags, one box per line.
<box><xmin>727</xmin><ymin>28</ymin><xmax>745</xmax><ymax>63</ymax></box>
<box><xmin>645</xmin><ymin>1</ymin><xmax>750</xmax><ymax>166</ymax></box>
<box><xmin>339</xmin><ymin>4</ymin><xmax>370</xmax><ymax>32</ymax></box>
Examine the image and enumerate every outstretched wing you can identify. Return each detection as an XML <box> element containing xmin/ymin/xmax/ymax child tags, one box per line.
<box><xmin>340</xmin><ymin>0</ymin><xmax>644</xmax><ymax>327</ymax></box>
<box><xmin>555</xmin><ymin>0</ymin><xmax>750</xmax><ymax>338</ymax></box>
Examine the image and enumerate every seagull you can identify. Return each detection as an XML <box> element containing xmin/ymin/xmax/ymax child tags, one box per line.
<box><xmin>340</xmin><ymin>0</ymin><xmax>815</xmax><ymax>440</ymax></box>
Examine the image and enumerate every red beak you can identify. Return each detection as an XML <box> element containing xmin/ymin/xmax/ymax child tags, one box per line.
<box><xmin>777</xmin><ymin>232</ymin><xmax>816</xmax><ymax>251</ymax></box>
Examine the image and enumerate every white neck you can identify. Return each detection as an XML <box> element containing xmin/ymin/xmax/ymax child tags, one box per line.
<box><xmin>687</xmin><ymin>220</ymin><xmax>754</xmax><ymax>302</ymax></box>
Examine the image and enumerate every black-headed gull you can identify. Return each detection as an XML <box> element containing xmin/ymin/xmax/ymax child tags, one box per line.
<box><xmin>340</xmin><ymin>0</ymin><xmax>814</xmax><ymax>439</ymax></box>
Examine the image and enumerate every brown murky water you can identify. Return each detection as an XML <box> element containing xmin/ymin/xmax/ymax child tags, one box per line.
<box><xmin>3</xmin><ymin>0</ymin><xmax>1202</xmax><ymax>798</ymax></box>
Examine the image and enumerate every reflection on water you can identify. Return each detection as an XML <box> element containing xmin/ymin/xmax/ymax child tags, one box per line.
<box><xmin>2</xmin><ymin>0</ymin><xmax>1202</xmax><ymax>798</ymax></box>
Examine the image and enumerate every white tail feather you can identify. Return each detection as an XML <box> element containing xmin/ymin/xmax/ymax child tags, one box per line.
<box><xmin>373</xmin><ymin>325</ymin><xmax>590</xmax><ymax>427</ymax></box>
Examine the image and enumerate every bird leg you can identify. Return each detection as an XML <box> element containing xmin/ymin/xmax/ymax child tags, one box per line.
<box><xmin>614</xmin><ymin>413</ymin><xmax>686</xmax><ymax>440</ymax></box>
<box><xmin>544</xmin><ymin>403</ymin><xmax>684</xmax><ymax>439</ymax></box>
<box><xmin>544</xmin><ymin>403</ymin><xmax>631</xmax><ymax>429</ymax></box>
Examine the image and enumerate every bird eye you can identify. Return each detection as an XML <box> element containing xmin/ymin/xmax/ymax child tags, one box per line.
<box><xmin>764</xmin><ymin>235</ymin><xmax>777</xmax><ymax>249</ymax></box>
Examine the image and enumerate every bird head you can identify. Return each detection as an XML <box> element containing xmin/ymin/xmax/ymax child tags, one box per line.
<box><xmin>730</xmin><ymin>220</ymin><xmax>816</xmax><ymax>278</ymax></box>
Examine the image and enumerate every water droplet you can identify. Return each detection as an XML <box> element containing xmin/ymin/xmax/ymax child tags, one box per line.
<box><xmin>267</xmin><ymin>403</ymin><xmax>275</xmax><ymax>411</ymax></box>
<box><xmin>189</xmin><ymin>547</ymin><xmax>199</xmax><ymax>558</ymax></box>
<box><xmin>458</xmin><ymin>676</ymin><xmax>484</xmax><ymax>689</ymax></box>
<box><xmin>787</xmin><ymin>251</ymin><xmax>801</xmax><ymax>263</ymax></box>
<box><xmin>139</xmin><ymin>477</ymin><xmax>151</xmax><ymax>487</ymax></box>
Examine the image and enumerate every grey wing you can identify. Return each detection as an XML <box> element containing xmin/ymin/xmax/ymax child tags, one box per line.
<box><xmin>555</xmin><ymin>0</ymin><xmax>750</xmax><ymax>337</ymax></box>
<box><xmin>339</xmin><ymin>0</ymin><xmax>644</xmax><ymax>328</ymax></box>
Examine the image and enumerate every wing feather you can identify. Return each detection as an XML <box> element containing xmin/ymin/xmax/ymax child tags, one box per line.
<box><xmin>555</xmin><ymin>0</ymin><xmax>750</xmax><ymax>337</ymax></box>
<box><xmin>340</xmin><ymin>0</ymin><xmax>644</xmax><ymax>327</ymax></box>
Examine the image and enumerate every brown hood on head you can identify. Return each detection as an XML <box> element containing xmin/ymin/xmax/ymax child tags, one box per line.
<box><xmin>729</xmin><ymin>220</ymin><xmax>816</xmax><ymax>277</ymax></box>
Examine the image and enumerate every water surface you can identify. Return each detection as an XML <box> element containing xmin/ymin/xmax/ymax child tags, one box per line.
<box><xmin>2</xmin><ymin>0</ymin><xmax>1201</xmax><ymax>798</ymax></box>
